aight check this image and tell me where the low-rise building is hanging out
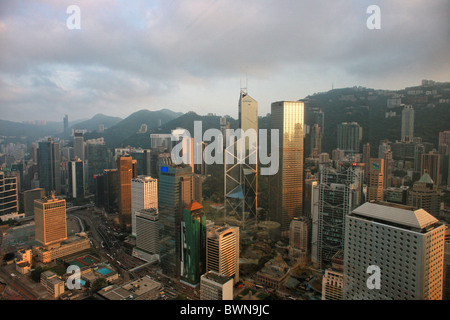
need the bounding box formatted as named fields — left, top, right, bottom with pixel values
left=322, top=251, right=344, bottom=300
left=97, top=276, right=161, bottom=300
left=41, top=271, right=65, bottom=298
left=255, top=254, right=290, bottom=290
left=15, top=248, right=32, bottom=274
left=200, top=271, right=234, bottom=300
left=34, top=234, right=90, bottom=263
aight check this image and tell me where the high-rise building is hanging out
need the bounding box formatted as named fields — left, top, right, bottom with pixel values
left=337, top=122, right=362, bottom=154
left=309, top=124, right=322, bottom=158
left=150, top=134, right=172, bottom=152
left=401, top=105, right=415, bottom=142
left=269, top=100, right=304, bottom=238
left=0, top=171, right=18, bottom=218
left=180, top=201, right=206, bottom=286
left=316, top=163, right=363, bottom=269
left=131, top=176, right=158, bottom=236
left=383, top=150, right=393, bottom=189
left=73, top=132, right=85, bottom=162
left=289, top=217, right=308, bottom=263
left=23, top=188, right=45, bottom=217
left=63, top=115, right=69, bottom=138
left=421, top=152, right=440, bottom=186
left=322, top=251, right=344, bottom=300
left=158, top=164, right=201, bottom=278
left=206, top=224, right=240, bottom=283
left=344, top=201, right=445, bottom=300
left=200, top=271, right=234, bottom=300
left=94, top=169, right=119, bottom=214
left=225, top=90, right=258, bottom=228
left=129, top=149, right=152, bottom=176
left=86, top=138, right=108, bottom=194
left=117, top=155, right=137, bottom=229
left=367, top=158, right=384, bottom=202
left=37, top=138, right=61, bottom=195
left=34, top=194, right=67, bottom=247
left=68, top=158, right=84, bottom=199
left=384, top=186, right=409, bottom=205
left=444, top=229, right=450, bottom=300
left=134, top=208, right=159, bottom=260
left=408, top=172, right=441, bottom=218
left=363, top=143, right=371, bottom=184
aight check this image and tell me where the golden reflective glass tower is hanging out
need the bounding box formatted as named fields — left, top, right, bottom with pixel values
left=224, top=89, right=258, bottom=228
left=269, top=101, right=304, bottom=238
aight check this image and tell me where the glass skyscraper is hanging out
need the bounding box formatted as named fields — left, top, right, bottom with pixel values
left=269, top=101, right=305, bottom=238
left=225, top=90, right=258, bottom=228
left=37, top=138, right=61, bottom=195
left=158, top=164, right=200, bottom=278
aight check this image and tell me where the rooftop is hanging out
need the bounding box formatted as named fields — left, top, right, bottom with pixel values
left=98, top=276, right=161, bottom=300
left=201, top=271, right=232, bottom=285
left=351, top=201, right=439, bottom=230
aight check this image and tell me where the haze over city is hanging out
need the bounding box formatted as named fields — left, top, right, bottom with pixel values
left=1, top=0, right=449, bottom=121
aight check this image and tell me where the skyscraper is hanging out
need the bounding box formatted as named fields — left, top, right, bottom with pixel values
left=344, top=201, right=445, bottom=300
left=315, top=163, right=363, bottom=269
left=180, top=201, right=206, bottom=286
left=158, top=164, right=201, bottom=278
left=337, top=122, right=362, bottom=154
left=117, top=155, right=137, bottom=229
left=362, top=142, right=371, bottom=184
left=309, top=123, right=322, bottom=158
left=0, top=171, right=18, bottom=217
left=401, top=105, right=415, bottom=142
left=367, top=158, right=384, bottom=202
left=408, top=172, right=441, bottom=218
left=206, top=224, right=240, bottom=283
left=73, top=132, right=85, bottom=162
left=68, top=158, right=84, bottom=199
left=34, top=194, right=67, bottom=247
left=23, top=188, right=45, bottom=217
left=86, top=138, right=108, bottom=194
left=63, top=115, right=69, bottom=138
left=131, top=176, right=158, bottom=236
left=224, top=90, right=258, bottom=228
left=37, top=138, right=61, bottom=195
left=134, top=208, right=159, bottom=261
left=289, top=217, right=308, bottom=262
left=95, top=169, right=119, bottom=214
left=269, top=100, right=304, bottom=238
left=421, top=152, right=440, bottom=186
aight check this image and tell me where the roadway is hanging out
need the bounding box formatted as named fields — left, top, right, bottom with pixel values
left=0, top=267, right=39, bottom=300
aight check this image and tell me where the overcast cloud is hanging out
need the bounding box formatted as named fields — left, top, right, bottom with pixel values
left=0, top=0, right=449, bottom=121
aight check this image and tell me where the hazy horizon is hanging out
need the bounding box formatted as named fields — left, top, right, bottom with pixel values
left=1, top=0, right=449, bottom=122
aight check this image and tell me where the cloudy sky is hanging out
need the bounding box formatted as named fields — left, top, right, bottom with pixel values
left=0, top=0, right=449, bottom=122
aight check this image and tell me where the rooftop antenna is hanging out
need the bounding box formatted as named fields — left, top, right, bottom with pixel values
left=240, top=69, right=248, bottom=95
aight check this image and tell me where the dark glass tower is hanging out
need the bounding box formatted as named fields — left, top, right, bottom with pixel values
left=158, top=164, right=201, bottom=278
left=37, top=138, right=61, bottom=195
